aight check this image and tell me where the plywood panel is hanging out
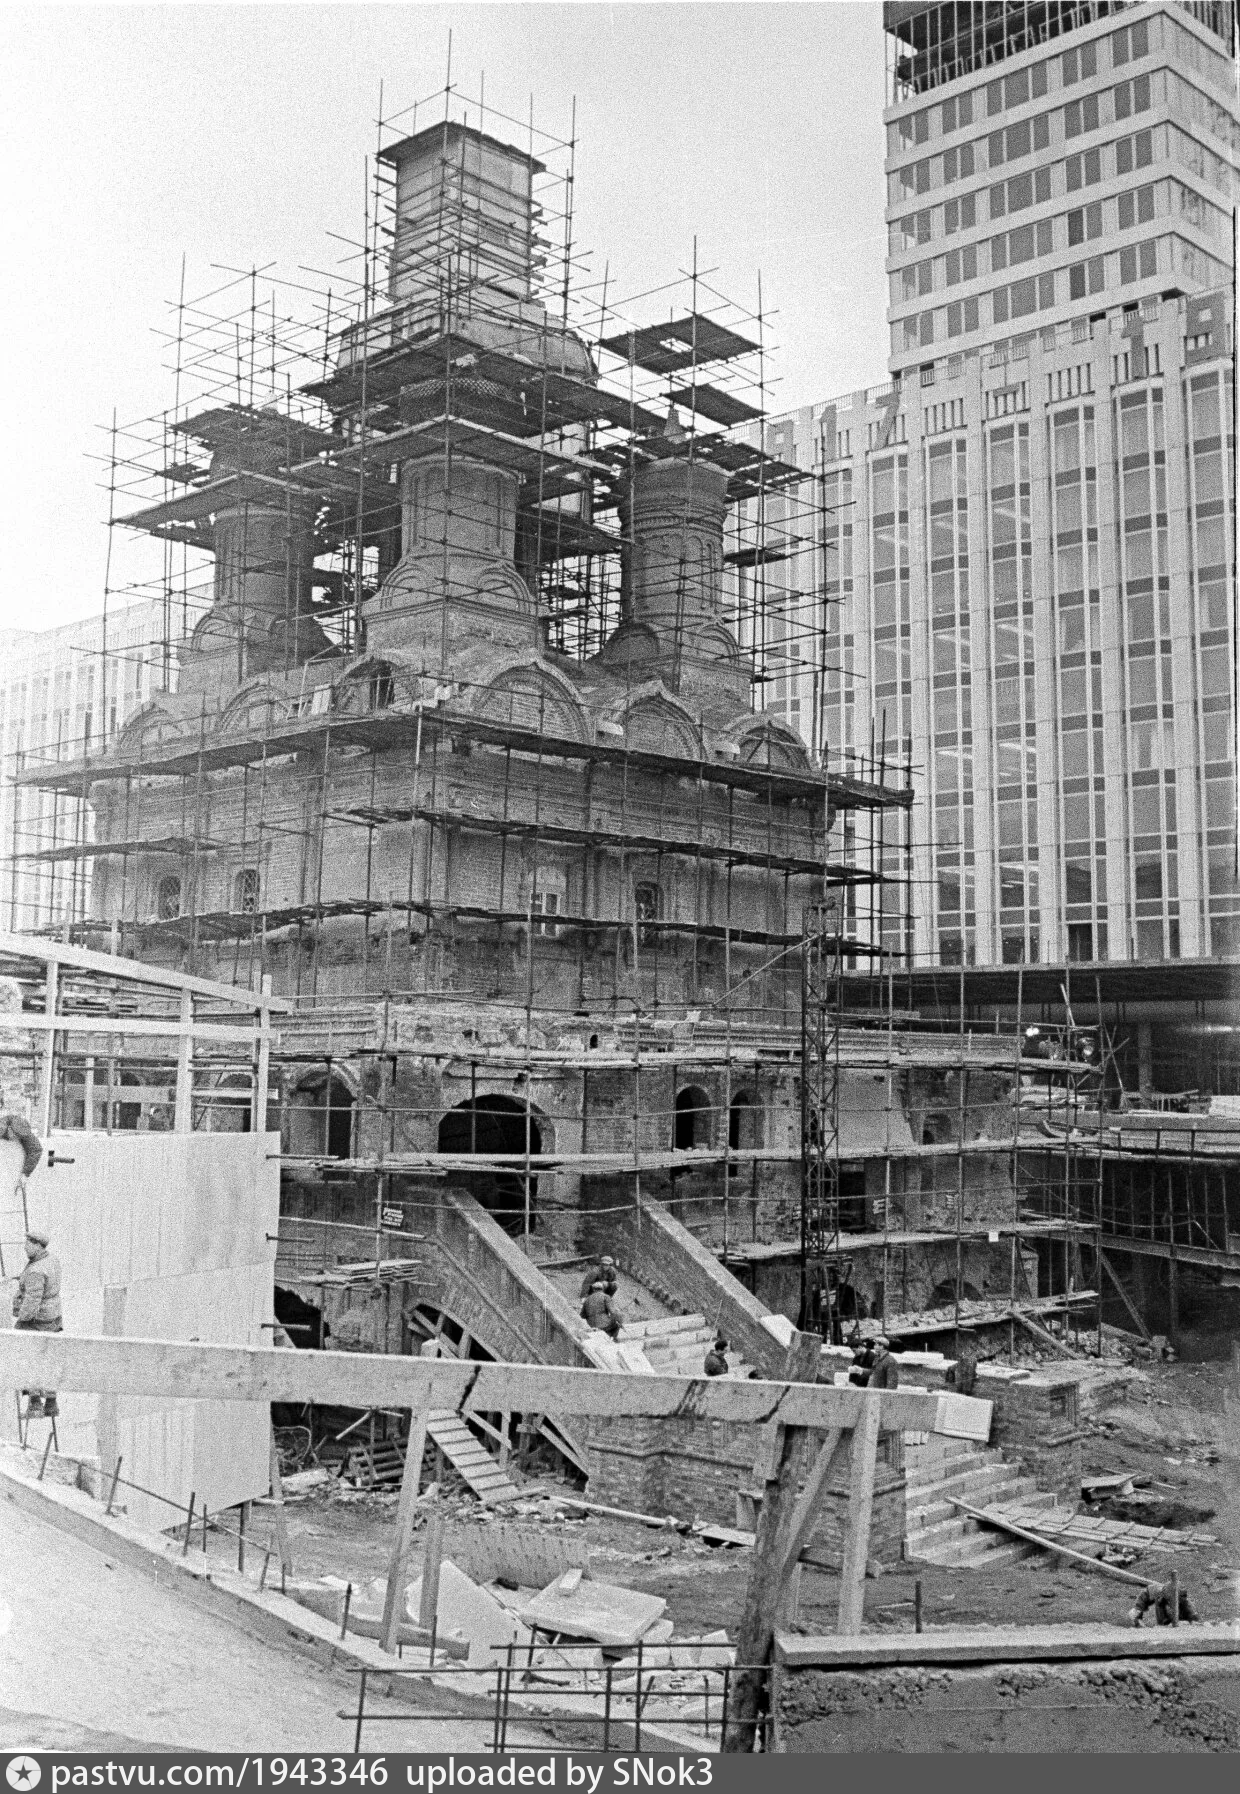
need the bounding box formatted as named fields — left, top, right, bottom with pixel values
left=2, top=1131, right=278, bottom=1533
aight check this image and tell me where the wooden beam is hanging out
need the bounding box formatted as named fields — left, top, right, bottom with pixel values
left=268, top=1433, right=294, bottom=1581
left=254, top=973, right=272, bottom=1133
left=38, top=959, right=58, bottom=1138
left=380, top=1411, right=429, bottom=1653
left=174, top=988, right=193, bottom=1135
left=0, top=929, right=294, bottom=1011
left=0, top=1334, right=991, bottom=1435
left=723, top=1421, right=804, bottom=1753
left=836, top=1397, right=882, bottom=1635
left=419, top=1504, right=446, bottom=1632
left=14, top=1015, right=276, bottom=1043
left=778, top=1428, right=847, bottom=1582
left=1098, top=1250, right=1152, bottom=1343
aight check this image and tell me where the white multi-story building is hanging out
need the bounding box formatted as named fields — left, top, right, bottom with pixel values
left=756, top=0, right=1237, bottom=967
left=0, top=600, right=178, bottom=931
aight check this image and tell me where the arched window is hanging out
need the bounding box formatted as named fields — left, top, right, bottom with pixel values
left=728, top=1092, right=763, bottom=1152
left=634, top=881, right=660, bottom=947
left=673, top=1085, right=712, bottom=1152
left=156, top=874, right=181, bottom=921
left=233, top=868, right=261, bottom=914
left=369, top=665, right=395, bottom=709
left=284, top=1073, right=356, bottom=1159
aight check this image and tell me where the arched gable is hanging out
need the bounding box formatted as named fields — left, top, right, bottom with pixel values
left=611, top=688, right=703, bottom=759
left=730, top=718, right=812, bottom=773
left=465, top=659, right=589, bottom=743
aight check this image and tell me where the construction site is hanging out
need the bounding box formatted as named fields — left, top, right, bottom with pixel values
left=2, top=70, right=1240, bottom=1756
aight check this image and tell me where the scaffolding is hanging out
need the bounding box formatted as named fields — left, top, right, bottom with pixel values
left=5, top=79, right=1234, bottom=1356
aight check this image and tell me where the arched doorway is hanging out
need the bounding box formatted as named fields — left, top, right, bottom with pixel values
left=438, top=1095, right=542, bottom=1235
left=285, top=1073, right=356, bottom=1159
left=673, top=1086, right=712, bottom=1151
left=728, top=1092, right=762, bottom=1153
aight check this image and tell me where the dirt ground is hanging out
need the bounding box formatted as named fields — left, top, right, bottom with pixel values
left=193, top=1354, right=1240, bottom=1644
left=0, top=1500, right=522, bottom=1752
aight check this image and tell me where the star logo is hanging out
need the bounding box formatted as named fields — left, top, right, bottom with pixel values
left=6, top=1761, right=41, bottom=1791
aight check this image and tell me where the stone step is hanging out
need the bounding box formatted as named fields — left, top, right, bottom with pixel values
left=913, top=1531, right=1041, bottom=1568
left=905, top=1460, right=1029, bottom=1503
left=621, top=1313, right=710, bottom=1340
left=905, top=1489, right=1059, bottom=1562
left=907, top=1480, right=1052, bottom=1532
left=904, top=1486, right=1045, bottom=1551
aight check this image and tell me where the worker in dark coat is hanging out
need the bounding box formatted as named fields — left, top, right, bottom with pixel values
left=848, top=1338, right=876, bottom=1385
left=704, top=1337, right=729, bottom=1376
left=869, top=1338, right=900, bottom=1389
left=579, top=1255, right=619, bottom=1300
left=13, top=1227, right=62, bottom=1418
left=580, top=1282, right=622, bottom=1339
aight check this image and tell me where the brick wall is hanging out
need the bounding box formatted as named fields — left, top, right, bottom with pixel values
left=978, top=1367, right=1083, bottom=1498
left=586, top=1415, right=907, bottom=1573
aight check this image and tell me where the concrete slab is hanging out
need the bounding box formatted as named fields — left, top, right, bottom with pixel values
left=405, top=1559, right=530, bottom=1666
left=520, top=1576, right=666, bottom=1646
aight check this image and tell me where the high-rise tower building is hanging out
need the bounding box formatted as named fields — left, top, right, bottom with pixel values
left=756, top=0, right=1237, bottom=967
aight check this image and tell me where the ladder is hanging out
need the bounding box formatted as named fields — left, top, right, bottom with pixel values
left=425, top=1411, right=523, bottom=1506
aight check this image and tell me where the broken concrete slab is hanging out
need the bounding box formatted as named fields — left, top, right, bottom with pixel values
left=406, top=1558, right=530, bottom=1665
left=520, top=1576, right=666, bottom=1647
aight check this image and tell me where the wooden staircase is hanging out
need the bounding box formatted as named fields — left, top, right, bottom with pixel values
left=425, top=1411, right=523, bottom=1506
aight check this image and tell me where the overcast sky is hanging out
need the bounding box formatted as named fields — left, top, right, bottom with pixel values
left=0, top=2, right=890, bottom=632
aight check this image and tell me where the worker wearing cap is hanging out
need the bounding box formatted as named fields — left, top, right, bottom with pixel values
left=580, top=1281, right=622, bottom=1339
left=13, top=1227, right=63, bottom=1418
left=704, top=1336, right=729, bottom=1376
left=579, top=1255, right=619, bottom=1300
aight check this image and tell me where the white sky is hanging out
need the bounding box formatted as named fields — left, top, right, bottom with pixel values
left=0, top=1, right=890, bottom=632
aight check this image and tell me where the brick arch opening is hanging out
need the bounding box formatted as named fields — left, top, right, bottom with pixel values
left=438, top=1095, right=544, bottom=1235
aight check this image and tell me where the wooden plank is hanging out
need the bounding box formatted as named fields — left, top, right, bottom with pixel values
left=0, top=1333, right=989, bottom=1435
left=947, top=1498, right=1151, bottom=1585
left=773, top=1621, right=1240, bottom=1669
left=380, top=1411, right=428, bottom=1653
left=837, top=1398, right=881, bottom=1636
left=0, top=929, right=294, bottom=1011
left=419, top=1505, right=446, bottom=1632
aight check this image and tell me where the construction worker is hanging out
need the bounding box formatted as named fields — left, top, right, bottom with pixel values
left=580, top=1280, right=622, bottom=1339
left=704, top=1336, right=729, bottom=1376
left=869, top=1337, right=900, bottom=1389
left=13, top=1227, right=62, bottom=1418
left=1127, top=1580, right=1200, bottom=1627
left=848, top=1337, right=877, bottom=1386
left=579, top=1255, right=619, bottom=1300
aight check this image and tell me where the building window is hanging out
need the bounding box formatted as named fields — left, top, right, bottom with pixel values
left=634, top=881, right=660, bottom=947
left=233, top=868, right=261, bottom=915
left=156, top=874, right=181, bottom=921
left=530, top=868, right=566, bottom=937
